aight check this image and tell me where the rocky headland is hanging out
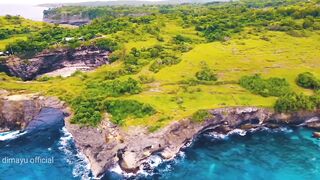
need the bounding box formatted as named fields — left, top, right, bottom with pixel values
left=0, top=92, right=319, bottom=178
left=0, top=46, right=110, bottom=80
left=43, top=11, right=91, bottom=26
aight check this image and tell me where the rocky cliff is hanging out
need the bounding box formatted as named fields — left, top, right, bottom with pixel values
left=1, top=92, right=319, bottom=178
left=65, top=107, right=320, bottom=178
left=43, top=12, right=91, bottom=26
left=0, top=91, right=65, bottom=132
left=0, top=46, right=110, bottom=80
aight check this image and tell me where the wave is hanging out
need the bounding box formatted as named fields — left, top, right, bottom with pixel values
left=0, top=130, right=26, bottom=141
left=58, top=127, right=92, bottom=180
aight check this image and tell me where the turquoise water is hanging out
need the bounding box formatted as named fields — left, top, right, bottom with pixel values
left=134, top=128, right=320, bottom=180
left=1, top=126, right=320, bottom=180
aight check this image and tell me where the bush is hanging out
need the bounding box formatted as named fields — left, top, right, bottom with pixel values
left=149, top=56, right=181, bottom=73
left=86, top=77, right=142, bottom=97
left=195, top=62, right=217, bottom=81
left=191, top=109, right=212, bottom=122
left=274, top=92, right=316, bottom=112
left=296, top=72, right=320, bottom=90
left=173, top=35, right=192, bottom=44
left=138, top=75, right=155, bottom=84
left=239, top=74, right=291, bottom=97
left=70, top=97, right=103, bottom=126
left=311, top=91, right=320, bottom=108
left=103, top=99, right=156, bottom=125
left=95, top=38, right=119, bottom=51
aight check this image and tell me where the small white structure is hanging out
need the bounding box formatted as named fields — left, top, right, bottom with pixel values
left=0, top=52, right=5, bottom=56
left=64, top=37, right=74, bottom=42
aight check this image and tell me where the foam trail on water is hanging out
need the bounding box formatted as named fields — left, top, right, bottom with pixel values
left=58, top=127, right=92, bottom=180
left=0, top=131, right=26, bottom=141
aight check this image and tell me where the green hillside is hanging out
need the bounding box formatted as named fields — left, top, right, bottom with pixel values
left=0, top=0, right=319, bottom=130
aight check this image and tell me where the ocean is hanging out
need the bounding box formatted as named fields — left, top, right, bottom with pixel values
left=0, top=108, right=320, bottom=180
left=0, top=4, right=47, bottom=21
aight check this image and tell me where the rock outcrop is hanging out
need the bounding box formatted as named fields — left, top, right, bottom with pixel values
left=65, top=107, right=320, bottom=177
left=1, top=92, right=319, bottom=178
left=0, top=46, right=110, bottom=80
left=0, top=93, right=66, bottom=132
left=43, top=11, right=91, bottom=26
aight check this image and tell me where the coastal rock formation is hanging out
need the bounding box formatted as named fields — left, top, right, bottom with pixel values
left=0, top=46, right=110, bottom=80
left=43, top=11, right=91, bottom=26
left=65, top=107, right=320, bottom=177
left=0, top=93, right=65, bottom=132
left=0, top=93, right=319, bottom=178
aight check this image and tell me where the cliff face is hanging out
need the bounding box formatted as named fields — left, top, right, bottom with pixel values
left=65, top=107, right=320, bottom=177
left=0, top=46, right=110, bottom=80
left=1, top=93, right=319, bottom=178
left=0, top=92, right=65, bottom=132
left=43, top=11, right=91, bottom=26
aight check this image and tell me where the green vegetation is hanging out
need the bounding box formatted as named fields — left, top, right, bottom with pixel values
left=104, top=100, right=156, bottom=125
left=195, top=61, right=217, bottom=81
left=0, top=0, right=320, bottom=128
left=274, top=92, right=320, bottom=112
left=191, top=110, right=213, bottom=122
left=296, top=72, right=320, bottom=90
left=239, top=75, right=291, bottom=97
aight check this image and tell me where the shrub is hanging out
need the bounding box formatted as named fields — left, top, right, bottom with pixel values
left=274, top=92, right=316, bottom=112
left=239, top=74, right=291, bottom=97
left=296, top=72, right=320, bottom=90
left=149, top=56, right=181, bottom=73
left=191, top=109, right=212, bottom=122
left=70, top=96, right=103, bottom=126
left=95, top=38, right=119, bottom=51
left=138, top=75, right=155, bottom=84
left=103, top=99, right=156, bottom=125
left=311, top=91, right=320, bottom=108
left=86, top=77, right=142, bottom=97
left=195, top=62, right=217, bottom=81
left=173, top=35, right=192, bottom=44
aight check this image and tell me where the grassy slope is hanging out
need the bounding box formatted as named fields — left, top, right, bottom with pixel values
left=0, top=18, right=319, bottom=128
left=0, top=16, right=45, bottom=50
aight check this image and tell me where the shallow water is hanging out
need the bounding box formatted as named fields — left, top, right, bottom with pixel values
left=1, top=126, right=319, bottom=180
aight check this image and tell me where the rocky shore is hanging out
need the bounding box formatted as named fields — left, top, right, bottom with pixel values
left=65, top=107, right=320, bottom=178
left=0, top=92, right=319, bottom=178
left=0, top=46, right=110, bottom=80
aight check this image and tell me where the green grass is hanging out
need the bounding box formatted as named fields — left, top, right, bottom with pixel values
left=0, top=18, right=320, bottom=129
left=0, top=35, right=28, bottom=50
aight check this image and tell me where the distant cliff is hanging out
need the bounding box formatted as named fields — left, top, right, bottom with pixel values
left=43, top=9, right=91, bottom=26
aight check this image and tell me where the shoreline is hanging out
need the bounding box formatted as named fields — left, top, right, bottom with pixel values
left=65, top=106, right=320, bottom=177
left=0, top=93, right=319, bottom=178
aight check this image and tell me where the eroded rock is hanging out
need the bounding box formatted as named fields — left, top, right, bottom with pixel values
left=0, top=46, right=110, bottom=80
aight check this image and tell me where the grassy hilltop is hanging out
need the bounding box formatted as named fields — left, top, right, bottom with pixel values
left=0, top=0, right=319, bottom=130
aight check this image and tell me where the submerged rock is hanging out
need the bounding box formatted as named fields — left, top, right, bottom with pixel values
left=312, top=132, right=320, bottom=138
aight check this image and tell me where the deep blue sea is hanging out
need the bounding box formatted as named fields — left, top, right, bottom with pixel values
left=1, top=126, right=320, bottom=180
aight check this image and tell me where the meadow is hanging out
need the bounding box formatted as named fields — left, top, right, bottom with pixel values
left=0, top=0, right=319, bottom=129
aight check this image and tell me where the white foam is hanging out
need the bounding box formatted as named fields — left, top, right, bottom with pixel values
left=0, top=130, right=26, bottom=141
left=228, top=129, right=247, bottom=136
left=58, top=127, right=92, bottom=180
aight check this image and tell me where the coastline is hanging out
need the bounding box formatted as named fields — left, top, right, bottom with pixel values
left=0, top=93, right=319, bottom=178
left=65, top=106, right=320, bottom=178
